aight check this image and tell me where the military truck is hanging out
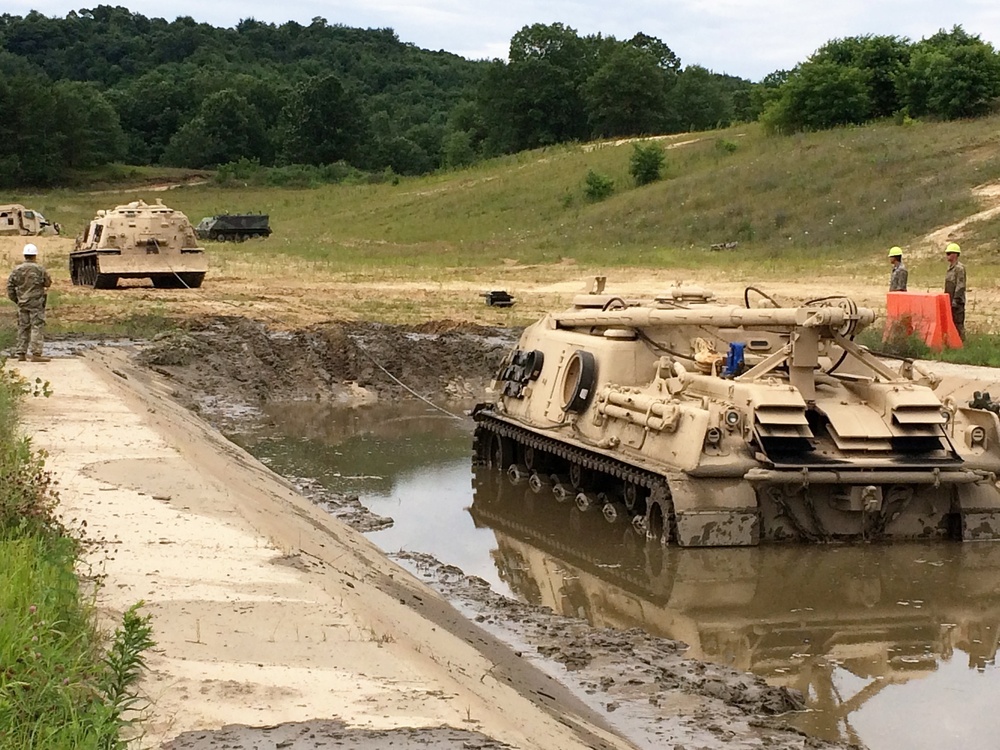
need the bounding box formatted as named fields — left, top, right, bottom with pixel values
left=0, top=204, right=57, bottom=236
left=194, top=213, right=271, bottom=242
left=473, top=280, right=1000, bottom=547
left=70, top=199, right=207, bottom=289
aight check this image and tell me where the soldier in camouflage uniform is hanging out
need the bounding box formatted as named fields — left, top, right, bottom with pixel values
left=888, top=246, right=907, bottom=291
left=944, top=242, right=966, bottom=341
left=6, top=243, right=52, bottom=362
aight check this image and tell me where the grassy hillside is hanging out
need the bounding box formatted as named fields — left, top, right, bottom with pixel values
left=5, top=116, right=1000, bottom=289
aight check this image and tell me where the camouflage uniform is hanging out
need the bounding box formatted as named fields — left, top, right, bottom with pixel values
left=889, top=262, right=907, bottom=291
left=945, top=260, right=967, bottom=340
left=6, top=259, right=52, bottom=358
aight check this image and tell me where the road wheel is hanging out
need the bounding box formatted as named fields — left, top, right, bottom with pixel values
left=487, top=432, right=515, bottom=471
left=624, top=482, right=646, bottom=514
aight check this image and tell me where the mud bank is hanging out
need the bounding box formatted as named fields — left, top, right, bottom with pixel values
left=126, top=317, right=854, bottom=749
left=395, top=553, right=833, bottom=750
left=137, top=317, right=516, bottom=427
left=138, top=317, right=512, bottom=531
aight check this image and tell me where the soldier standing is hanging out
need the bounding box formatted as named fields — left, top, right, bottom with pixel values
left=6, top=243, right=52, bottom=362
left=888, top=246, right=907, bottom=291
left=944, top=242, right=966, bottom=341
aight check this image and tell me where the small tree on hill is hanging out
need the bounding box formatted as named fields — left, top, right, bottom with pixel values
left=629, top=142, right=665, bottom=186
left=584, top=169, right=614, bottom=201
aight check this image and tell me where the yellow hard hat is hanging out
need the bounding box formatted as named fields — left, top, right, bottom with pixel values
left=888, top=246, right=902, bottom=257
left=946, top=242, right=961, bottom=255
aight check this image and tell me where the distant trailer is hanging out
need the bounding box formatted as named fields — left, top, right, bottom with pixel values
left=194, top=214, right=272, bottom=242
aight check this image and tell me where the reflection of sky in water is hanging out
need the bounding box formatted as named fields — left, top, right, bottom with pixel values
left=363, top=458, right=512, bottom=594
left=236, top=404, right=1000, bottom=750
left=846, top=655, right=1000, bottom=750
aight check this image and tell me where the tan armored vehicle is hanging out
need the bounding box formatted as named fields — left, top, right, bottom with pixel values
left=0, top=204, right=57, bottom=236
left=71, top=199, right=207, bottom=289
left=473, top=280, right=1000, bottom=546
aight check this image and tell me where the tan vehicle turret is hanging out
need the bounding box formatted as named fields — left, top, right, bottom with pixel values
left=473, top=281, right=1000, bottom=546
left=71, top=199, right=207, bottom=289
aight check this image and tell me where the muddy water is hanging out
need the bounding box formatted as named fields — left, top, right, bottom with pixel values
left=234, top=402, right=1000, bottom=750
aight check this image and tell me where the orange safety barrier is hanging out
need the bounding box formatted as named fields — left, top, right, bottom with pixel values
left=885, top=292, right=962, bottom=350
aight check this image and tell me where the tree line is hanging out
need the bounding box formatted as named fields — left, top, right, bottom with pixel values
left=759, top=27, right=1000, bottom=133
left=1, top=8, right=998, bottom=188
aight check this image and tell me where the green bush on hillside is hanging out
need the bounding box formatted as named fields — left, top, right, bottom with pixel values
left=629, top=142, right=665, bottom=186
left=584, top=169, right=615, bottom=201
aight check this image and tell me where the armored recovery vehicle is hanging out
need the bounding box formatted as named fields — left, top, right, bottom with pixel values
left=71, top=199, right=207, bottom=289
left=194, top=213, right=271, bottom=242
left=472, top=282, right=1000, bottom=547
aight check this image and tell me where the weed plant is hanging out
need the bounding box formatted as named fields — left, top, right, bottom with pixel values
left=0, top=356, right=154, bottom=749
left=856, top=320, right=932, bottom=360
left=856, top=321, right=1000, bottom=367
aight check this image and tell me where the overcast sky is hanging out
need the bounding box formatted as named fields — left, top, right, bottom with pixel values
left=8, top=1, right=1000, bottom=81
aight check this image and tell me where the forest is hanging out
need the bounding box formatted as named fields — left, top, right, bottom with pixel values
left=1, top=7, right=999, bottom=188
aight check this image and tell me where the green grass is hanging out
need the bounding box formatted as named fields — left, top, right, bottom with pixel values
left=0, top=349, right=154, bottom=749
left=940, top=333, right=1000, bottom=367
left=4, top=114, right=1000, bottom=347
left=856, top=322, right=1000, bottom=367
left=6, top=116, right=998, bottom=278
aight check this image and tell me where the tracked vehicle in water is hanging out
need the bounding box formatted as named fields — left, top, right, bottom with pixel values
left=71, top=199, right=207, bottom=289
left=472, top=281, right=1000, bottom=546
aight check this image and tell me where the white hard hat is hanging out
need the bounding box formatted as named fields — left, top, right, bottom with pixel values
left=23, top=243, right=38, bottom=256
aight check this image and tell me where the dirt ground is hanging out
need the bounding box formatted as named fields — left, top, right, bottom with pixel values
left=13, top=230, right=1000, bottom=749
left=3, top=233, right=998, bottom=336
left=9, top=326, right=857, bottom=750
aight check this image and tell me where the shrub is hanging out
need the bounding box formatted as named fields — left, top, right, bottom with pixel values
left=214, top=160, right=370, bottom=188
left=629, top=142, right=666, bottom=186
left=584, top=169, right=615, bottom=201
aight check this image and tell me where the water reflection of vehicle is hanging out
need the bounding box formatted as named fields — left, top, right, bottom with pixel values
left=470, top=464, right=1000, bottom=744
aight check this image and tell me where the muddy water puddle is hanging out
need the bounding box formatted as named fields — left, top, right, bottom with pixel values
left=233, top=402, right=1000, bottom=750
